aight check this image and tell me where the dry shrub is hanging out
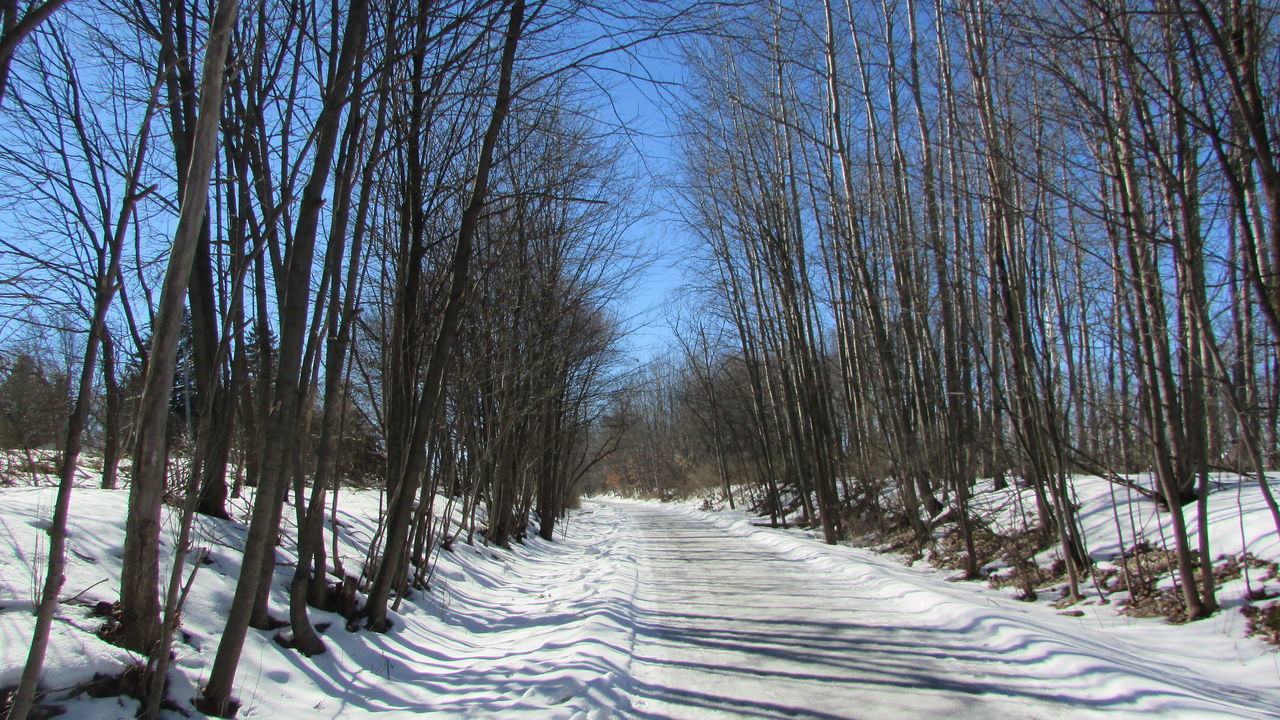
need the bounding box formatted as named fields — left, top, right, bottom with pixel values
left=1242, top=601, right=1280, bottom=645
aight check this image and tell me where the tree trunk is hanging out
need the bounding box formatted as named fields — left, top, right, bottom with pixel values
left=118, top=0, right=238, bottom=655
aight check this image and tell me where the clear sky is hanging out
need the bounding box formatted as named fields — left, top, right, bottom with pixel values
left=593, top=36, right=691, bottom=367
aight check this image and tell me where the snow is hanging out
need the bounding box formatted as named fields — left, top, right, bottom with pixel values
left=959, top=472, right=1280, bottom=632
left=967, top=472, right=1280, bottom=568
left=1, top=468, right=1279, bottom=719
left=637, top=499, right=1280, bottom=718
left=0, top=481, right=643, bottom=719
left=0, top=486, right=139, bottom=695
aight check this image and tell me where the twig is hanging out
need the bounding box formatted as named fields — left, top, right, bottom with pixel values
left=59, top=578, right=108, bottom=605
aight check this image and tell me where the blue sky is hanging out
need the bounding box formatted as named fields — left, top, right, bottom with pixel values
left=592, top=36, right=691, bottom=366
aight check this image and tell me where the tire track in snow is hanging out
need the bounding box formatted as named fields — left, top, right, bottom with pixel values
left=606, top=500, right=1280, bottom=720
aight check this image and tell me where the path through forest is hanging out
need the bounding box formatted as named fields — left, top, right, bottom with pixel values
left=596, top=500, right=1280, bottom=719
left=5, top=487, right=1280, bottom=719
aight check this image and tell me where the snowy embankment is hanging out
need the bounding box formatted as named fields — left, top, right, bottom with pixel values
left=0, top=476, right=641, bottom=719
left=714, top=472, right=1280, bottom=630
left=971, top=473, right=1280, bottom=598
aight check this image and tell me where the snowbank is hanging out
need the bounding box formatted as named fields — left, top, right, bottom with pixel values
left=0, top=479, right=641, bottom=718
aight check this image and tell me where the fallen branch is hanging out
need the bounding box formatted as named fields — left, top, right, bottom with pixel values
left=1063, top=448, right=1160, bottom=503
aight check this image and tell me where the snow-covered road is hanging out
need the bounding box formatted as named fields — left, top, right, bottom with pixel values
left=5, top=486, right=1280, bottom=719
left=593, top=500, right=1280, bottom=720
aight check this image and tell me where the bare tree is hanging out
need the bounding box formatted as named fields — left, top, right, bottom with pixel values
left=0, top=16, right=161, bottom=716
left=0, top=0, right=71, bottom=104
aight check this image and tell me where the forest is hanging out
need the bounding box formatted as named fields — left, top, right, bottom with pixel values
left=0, top=0, right=1278, bottom=718
left=605, top=0, right=1280, bottom=625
